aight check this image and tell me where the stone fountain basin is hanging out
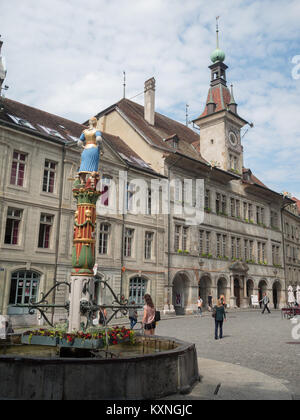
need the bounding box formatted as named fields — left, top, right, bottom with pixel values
left=0, top=334, right=199, bottom=400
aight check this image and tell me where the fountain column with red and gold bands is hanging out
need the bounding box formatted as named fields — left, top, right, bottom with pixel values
left=68, top=173, right=101, bottom=332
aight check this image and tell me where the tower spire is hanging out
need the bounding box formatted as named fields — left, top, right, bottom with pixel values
left=228, top=84, right=238, bottom=114
left=216, top=16, right=220, bottom=49
left=0, top=36, right=7, bottom=93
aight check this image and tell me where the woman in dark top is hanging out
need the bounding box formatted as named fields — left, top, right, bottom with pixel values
left=214, top=299, right=226, bottom=340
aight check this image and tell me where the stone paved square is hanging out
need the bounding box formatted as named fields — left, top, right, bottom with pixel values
left=156, top=310, right=300, bottom=400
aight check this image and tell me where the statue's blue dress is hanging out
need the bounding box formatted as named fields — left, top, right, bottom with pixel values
left=78, top=130, right=101, bottom=173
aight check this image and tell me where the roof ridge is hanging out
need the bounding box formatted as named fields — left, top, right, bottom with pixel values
left=4, top=97, right=85, bottom=128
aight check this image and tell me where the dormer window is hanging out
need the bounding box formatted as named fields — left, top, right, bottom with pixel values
left=38, top=125, right=65, bottom=140
left=8, top=114, right=36, bottom=130
left=164, top=134, right=179, bottom=149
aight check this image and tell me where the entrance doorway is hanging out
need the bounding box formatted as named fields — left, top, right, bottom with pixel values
left=217, top=278, right=227, bottom=300
left=258, top=280, right=267, bottom=308
left=199, top=276, right=212, bottom=308
left=234, top=278, right=241, bottom=308
left=247, top=279, right=254, bottom=305
left=272, top=281, right=281, bottom=309
left=173, top=273, right=189, bottom=315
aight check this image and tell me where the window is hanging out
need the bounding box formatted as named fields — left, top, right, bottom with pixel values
left=244, top=239, right=249, bottom=261
left=175, top=225, right=189, bottom=252
left=4, top=208, right=22, bottom=245
left=205, top=189, right=210, bottom=210
left=231, top=237, right=236, bottom=260
left=216, top=193, right=221, bottom=214
left=230, top=198, right=235, bottom=217
left=9, top=271, right=40, bottom=306
left=99, top=223, right=110, bottom=254
left=222, top=235, right=227, bottom=258
left=124, top=228, right=134, bottom=257
left=217, top=234, right=221, bottom=257
left=101, top=176, right=112, bottom=206
left=126, top=182, right=135, bottom=211
left=248, top=204, right=253, bottom=221
left=38, top=214, right=53, bottom=249
left=129, top=277, right=147, bottom=305
left=243, top=202, right=248, bottom=220
left=145, top=232, right=154, bottom=259
left=175, top=225, right=181, bottom=252
left=10, top=151, right=26, bottom=187
left=182, top=227, right=189, bottom=251
left=199, top=230, right=211, bottom=256
left=257, top=242, right=262, bottom=263
left=271, top=211, right=278, bottom=228
left=43, top=160, right=56, bottom=193
left=146, top=188, right=152, bottom=215
left=221, top=195, right=227, bottom=214
left=236, top=200, right=240, bottom=218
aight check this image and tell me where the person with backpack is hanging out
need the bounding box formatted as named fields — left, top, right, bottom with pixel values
left=128, top=301, right=138, bottom=329
left=260, top=293, right=271, bottom=314
left=213, top=299, right=226, bottom=340
left=142, top=294, right=156, bottom=336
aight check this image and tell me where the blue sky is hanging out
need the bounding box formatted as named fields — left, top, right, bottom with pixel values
left=1, top=0, right=300, bottom=197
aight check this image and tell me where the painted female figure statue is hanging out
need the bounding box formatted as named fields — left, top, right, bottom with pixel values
left=77, top=117, right=102, bottom=183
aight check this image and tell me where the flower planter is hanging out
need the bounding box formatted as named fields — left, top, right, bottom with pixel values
left=21, top=335, right=58, bottom=347
left=59, top=338, right=104, bottom=349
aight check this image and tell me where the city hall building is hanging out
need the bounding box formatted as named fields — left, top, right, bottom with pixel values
left=0, top=38, right=299, bottom=326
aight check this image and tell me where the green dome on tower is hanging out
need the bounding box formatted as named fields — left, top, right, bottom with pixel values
left=210, top=48, right=225, bottom=63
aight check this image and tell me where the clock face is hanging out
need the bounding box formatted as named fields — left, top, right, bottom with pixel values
left=229, top=131, right=238, bottom=147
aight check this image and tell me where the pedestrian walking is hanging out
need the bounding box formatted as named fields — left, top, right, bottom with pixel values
left=260, top=293, right=271, bottom=314
left=142, top=294, right=156, bottom=336
left=213, top=299, right=226, bottom=340
left=197, top=296, right=203, bottom=316
left=128, top=301, right=138, bottom=329
left=99, top=306, right=107, bottom=326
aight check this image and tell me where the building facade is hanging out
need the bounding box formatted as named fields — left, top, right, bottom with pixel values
left=0, top=39, right=300, bottom=327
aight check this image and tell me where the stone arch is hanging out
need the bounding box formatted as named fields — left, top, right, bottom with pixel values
left=258, top=279, right=268, bottom=307
left=199, top=274, right=212, bottom=308
left=272, top=280, right=282, bottom=309
left=247, top=278, right=255, bottom=298
left=233, top=276, right=243, bottom=308
left=217, top=277, right=228, bottom=299
left=172, top=271, right=191, bottom=315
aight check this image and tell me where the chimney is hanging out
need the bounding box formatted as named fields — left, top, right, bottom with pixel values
left=0, top=39, right=7, bottom=92
left=144, top=77, right=155, bottom=125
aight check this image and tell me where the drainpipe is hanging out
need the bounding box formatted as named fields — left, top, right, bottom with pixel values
left=51, top=143, right=66, bottom=324
left=120, top=168, right=129, bottom=298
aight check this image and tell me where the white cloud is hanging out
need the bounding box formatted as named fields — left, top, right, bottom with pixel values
left=1, top=0, right=300, bottom=196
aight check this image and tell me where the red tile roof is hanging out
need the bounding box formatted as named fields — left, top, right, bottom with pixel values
left=200, top=85, right=232, bottom=118
left=1, top=97, right=84, bottom=141
left=0, top=97, right=158, bottom=174
left=292, top=197, right=300, bottom=214
left=97, top=98, right=208, bottom=165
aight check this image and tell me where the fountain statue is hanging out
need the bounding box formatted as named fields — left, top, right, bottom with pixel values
left=68, top=117, right=102, bottom=332
left=0, top=117, right=199, bottom=400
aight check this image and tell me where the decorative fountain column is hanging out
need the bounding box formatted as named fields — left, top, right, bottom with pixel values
left=68, top=117, right=102, bottom=332
left=68, top=173, right=100, bottom=332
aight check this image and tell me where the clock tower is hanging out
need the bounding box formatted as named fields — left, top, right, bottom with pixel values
left=193, top=23, right=249, bottom=174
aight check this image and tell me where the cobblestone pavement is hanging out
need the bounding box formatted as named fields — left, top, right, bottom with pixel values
left=156, top=310, right=300, bottom=399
